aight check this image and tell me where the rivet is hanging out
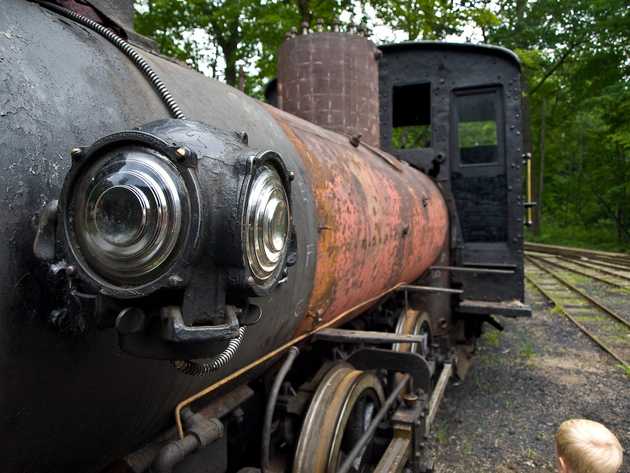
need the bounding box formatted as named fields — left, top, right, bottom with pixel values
left=349, top=134, right=362, bottom=147
left=175, top=147, right=188, bottom=161
left=70, top=148, right=83, bottom=161
left=168, top=275, right=184, bottom=287
left=288, top=171, right=296, bottom=181
left=66, top=265, right=77, bottom=277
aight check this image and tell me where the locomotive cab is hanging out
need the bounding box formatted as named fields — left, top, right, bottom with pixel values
left=379, top=42, right=531, bottom=318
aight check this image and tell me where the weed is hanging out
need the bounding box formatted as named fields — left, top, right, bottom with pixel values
left=482, top=329, right=502, bottom=348
left=462, top=439, right=473, bottom=455
left=435, top=423, right=448, bottom=445
left=520, top=341, right=536, bottom=360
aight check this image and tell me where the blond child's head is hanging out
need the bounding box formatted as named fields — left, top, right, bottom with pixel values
left=556, top=419, right=623, bottom=473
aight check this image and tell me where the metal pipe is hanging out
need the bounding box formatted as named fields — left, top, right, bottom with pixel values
left=152, top=435, right=200, bottom=473
left=152, top=414, right=223, bottom=473
left=430, top=265, right=514, bottom=275
left=526, top=152, right=533, bottom=225
left=261, top=346, right=300, bottom=473
left=398, top=284, right=463, bottom=295
left=337, top=374, right=410, bottom=473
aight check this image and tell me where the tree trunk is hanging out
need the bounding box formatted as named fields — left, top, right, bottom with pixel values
left=296, top=0, right=311, bottom=28
left=617, top=144, right=628, bottom=243
left=534, top=97, right=546, bottom=234
left=223, top=46, right=237, bottom=86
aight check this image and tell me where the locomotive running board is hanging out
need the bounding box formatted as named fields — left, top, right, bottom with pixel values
left=374, top=362, right=453, bottom=473
left=314, top=327, right=427, bottom=344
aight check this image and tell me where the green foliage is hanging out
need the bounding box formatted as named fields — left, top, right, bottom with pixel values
left=526, top=223, right=629, bottom=253
left=135, top=0, right=352, bottom=93
left=392, top=125, right=431, bottom=149
left=366, top=0, right=464, bottom=41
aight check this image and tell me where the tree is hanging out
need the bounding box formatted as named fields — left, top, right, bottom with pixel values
left=135, top=0, right=353, bottom=93
left=136, top=0, right=260, bottom=86
left=367, top=0, right=465, bottom=40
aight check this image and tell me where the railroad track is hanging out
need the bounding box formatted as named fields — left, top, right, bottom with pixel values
left=524, top=255, right=630, bottom=370
left=524, top=242, right=630, bottom=268
left=526, top=252, right=630, bottom=289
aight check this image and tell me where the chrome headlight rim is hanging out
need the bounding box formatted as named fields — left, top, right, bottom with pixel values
left=240, top=151, right=292, bottom=292
left=59, top=131, right=201, bottom=297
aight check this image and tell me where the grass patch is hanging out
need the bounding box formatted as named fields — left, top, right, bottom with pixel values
left=572, top=315, right=606, bottom=322
left=482, top=329, right=502, bottom=348
left=435, top=422, right=448, bottom=445
left=560, top=273, right=590, bottom=285
left=551, top=305, right=565, bottom=316
left=520, top=341, right=536, bottom=360
left=526, top=223, right=630, bottom=253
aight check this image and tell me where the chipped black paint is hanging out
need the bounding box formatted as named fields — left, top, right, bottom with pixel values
left=0, top=2, right=316, bottom=471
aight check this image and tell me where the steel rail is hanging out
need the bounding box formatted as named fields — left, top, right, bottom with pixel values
left=568, top=257, right=630, bottom=272
left=525, top=257, right=630, bottom=330
left=555, top=255, right=630, bottom=283
left=525, top=259, right=629, bottom=368
left=525, top=253, right=627, bottom=289
left=524, top=242, right=630, bottom=266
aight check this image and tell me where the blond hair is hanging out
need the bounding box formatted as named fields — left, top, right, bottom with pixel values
left=556, top=419, right=623, bottom=473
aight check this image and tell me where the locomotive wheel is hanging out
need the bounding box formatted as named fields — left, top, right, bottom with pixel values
left=293, top=363, right=385, bottom=473
left=392, top=308, right=431, bottom=357
left=393, top=308, right=432, bottom=393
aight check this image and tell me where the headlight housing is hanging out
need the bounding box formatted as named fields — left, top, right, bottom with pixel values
left=70, top=146, right=189, bottom=285
left=58, top=130, right=200, bottom=297
left=56, top=121, right=294, bottom=301
left=243, top=163, right=290, bottom=288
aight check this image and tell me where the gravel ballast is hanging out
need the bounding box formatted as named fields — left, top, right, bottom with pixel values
left=431, top=282, right=629, bottom=472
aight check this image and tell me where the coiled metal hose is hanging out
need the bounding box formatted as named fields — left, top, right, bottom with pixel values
left=37, top=1, right=187, bottom=120
left=171, top=327, right=247, bottom=376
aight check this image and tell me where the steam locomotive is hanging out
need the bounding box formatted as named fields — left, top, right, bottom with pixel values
left=0, top=1, right=531, bottom=472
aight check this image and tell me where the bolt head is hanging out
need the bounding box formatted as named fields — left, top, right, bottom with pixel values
left=168, top=275, right=184, bottom=287
left=66, top=265, right=77, bottom=277
left=175, top=147, right=188, bottom=161
left=70, top=148, right=82, bottom=160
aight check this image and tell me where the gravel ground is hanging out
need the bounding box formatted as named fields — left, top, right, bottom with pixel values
left=431, top=280, right=629, bottom=473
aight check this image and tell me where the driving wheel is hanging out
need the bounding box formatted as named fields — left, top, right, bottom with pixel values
left=293, top=363, right=385, bottom=473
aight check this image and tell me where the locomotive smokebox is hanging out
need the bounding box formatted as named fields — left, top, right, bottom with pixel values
left=277, top=32, right=381, bottom=147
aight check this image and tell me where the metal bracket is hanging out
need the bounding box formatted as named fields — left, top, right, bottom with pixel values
left=115, top=305, right=241, bottom=360
left=160, top=305, right=240, bottom=343
left=347, top=348, right=433, bottom=393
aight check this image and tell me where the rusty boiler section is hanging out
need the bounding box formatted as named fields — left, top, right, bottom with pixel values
left=277, top=32, right=381, bottom=147
left=266, top=106, right=449, bottom=335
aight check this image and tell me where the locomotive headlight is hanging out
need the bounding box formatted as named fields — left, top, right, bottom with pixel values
left=243, top=164, right=290, bottom=287
left=66, top=146, right=190, bottom=287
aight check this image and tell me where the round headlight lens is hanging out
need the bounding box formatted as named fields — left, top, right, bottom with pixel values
left=68, top=146, right=189, bottom=286
left=245, top=165, right=290, bottom=285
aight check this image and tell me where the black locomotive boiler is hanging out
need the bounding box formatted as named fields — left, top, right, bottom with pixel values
left=0, top=2, right=531, bottom=472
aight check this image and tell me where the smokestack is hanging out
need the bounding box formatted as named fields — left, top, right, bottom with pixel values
left=277, top=31, right=381, bottom=147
